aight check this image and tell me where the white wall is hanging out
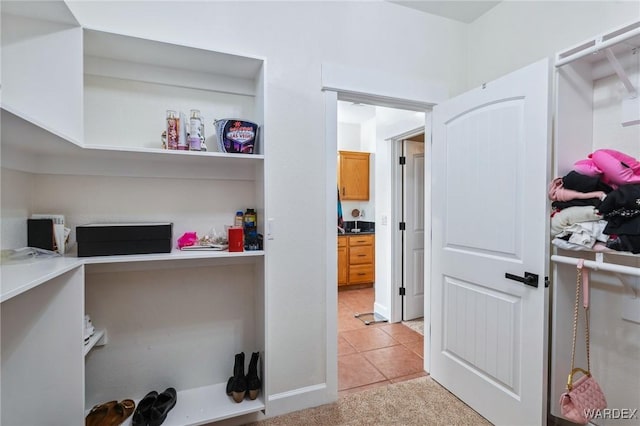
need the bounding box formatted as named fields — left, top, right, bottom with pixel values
left=1, top=168, right=33, bottom=249
left=337, top=120, right=375, bottom=222
left=337, top=121, right=376, bottom=221
left=466, top=1, right=639, bottom=93
left=65, top=0, right=467, bottom=413
left=337, top=123, right=360, bottom=151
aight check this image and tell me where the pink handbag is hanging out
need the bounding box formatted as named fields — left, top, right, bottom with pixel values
left=559, top=260, right=607, bottom=424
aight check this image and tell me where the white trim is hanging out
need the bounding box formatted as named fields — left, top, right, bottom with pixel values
left=266, top=383, right=330, bottom=418
left=385, top=126, right=426, bottom=142
left=323, top=65, right=444, bottom=397
left=324, top=90, right=339, bottom=405
left=391, top=139, right=404, bottom=323
left=423, top=111, right=433, bottom=373
left=321, top=63, right=447, bottom=107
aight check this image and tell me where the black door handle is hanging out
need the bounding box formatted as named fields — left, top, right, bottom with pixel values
left=505, top=272, right=539, bottom=288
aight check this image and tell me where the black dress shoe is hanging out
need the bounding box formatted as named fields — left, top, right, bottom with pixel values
left=246, top=352, right=261, bottom=400
left=132, top=391, right=158, bottom=426
left=148, top=387, right=177, bottom=426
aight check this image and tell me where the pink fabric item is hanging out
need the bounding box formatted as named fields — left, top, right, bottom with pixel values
left=574, top=158, right=602, bottom=177
left=548, top=178, right=604, bottom=202
left=177, top=231, right=198, bottom=249
left=574, top=149, right=640, bottom=187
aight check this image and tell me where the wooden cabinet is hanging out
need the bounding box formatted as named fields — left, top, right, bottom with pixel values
left=338, top=234, right=375, bottom=287
left=338, top=151, right=370, bottom=200
left=337, top=237, right=348, bottom=285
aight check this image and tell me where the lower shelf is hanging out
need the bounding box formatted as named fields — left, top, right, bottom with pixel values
left=83, top=329, right=107, bottom=357
left=120, top=382, right=265, bottom=426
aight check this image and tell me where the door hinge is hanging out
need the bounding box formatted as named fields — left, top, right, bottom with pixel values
left=399, top=222, right=406, bottom=231
left=399, top=156, right=406, bottom=165
left=399, top=287, right=406, bottom=296
left=545, top=276, right=550, bottom=288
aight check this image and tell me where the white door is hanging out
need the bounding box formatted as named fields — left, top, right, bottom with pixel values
left=404, top=140, right=425, bottom=320
left=430, top=59, right=550, bottom=425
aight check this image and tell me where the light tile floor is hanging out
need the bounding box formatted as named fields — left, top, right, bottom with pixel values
left=338, top=286, right=427, bottom=396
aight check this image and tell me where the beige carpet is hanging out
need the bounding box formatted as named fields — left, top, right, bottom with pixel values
left=402, top=318, right=424, bottom=335
left=247, top=376, right=492, bottom=425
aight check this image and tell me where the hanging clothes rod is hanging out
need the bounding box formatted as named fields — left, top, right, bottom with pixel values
left=551, top=254, right=639, bottom=298
left=551, top=254, right=640, bottom=276
left=555, top=21, right=640, bottom=67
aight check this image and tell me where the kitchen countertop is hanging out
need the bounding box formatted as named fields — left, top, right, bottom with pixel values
left=338, top=231, right=375, bottom=236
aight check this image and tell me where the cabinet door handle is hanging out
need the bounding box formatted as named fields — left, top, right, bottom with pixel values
left=342, top=187, right=345, bottom=195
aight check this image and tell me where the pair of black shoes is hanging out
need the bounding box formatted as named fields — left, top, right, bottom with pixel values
left=226, top=352, right=261, bottom=403
left=132, top=387, right=177, bottom=426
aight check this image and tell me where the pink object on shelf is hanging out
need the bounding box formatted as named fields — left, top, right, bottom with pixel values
left=177, top=232, right=198, bottom=249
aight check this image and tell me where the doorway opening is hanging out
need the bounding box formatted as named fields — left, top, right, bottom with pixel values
left=391, top=130, right=426, bottom=326
left=335, top=99, right=429, bottom=394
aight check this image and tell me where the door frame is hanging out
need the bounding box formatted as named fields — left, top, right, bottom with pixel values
left=322, top=63, right=446, bottom=397
left=389, top=127, right=427, bottom=324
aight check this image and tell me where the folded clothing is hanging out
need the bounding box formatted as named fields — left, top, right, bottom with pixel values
left=550, top=206, right=602, bottom=237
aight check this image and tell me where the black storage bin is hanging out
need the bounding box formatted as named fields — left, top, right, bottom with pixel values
left=76, top=223, right=173, bottom=257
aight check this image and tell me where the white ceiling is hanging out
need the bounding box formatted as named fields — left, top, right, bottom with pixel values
left=338, top=101, right=424, bottom=126
left=338, top=101, right=377, bottom=125
left=388, top=1, right=501, bottom=23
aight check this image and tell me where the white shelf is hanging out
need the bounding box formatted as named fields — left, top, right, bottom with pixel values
left=119, top=383, right=265, bottom=426
left=1, top=250, right=264, bottom=303
left=0, top=256, right=83, bottom=303
left=80, top=249, right=264, bottom=264
left=1, top=108, right=263, bottom=180
left=83, top=329, right=106, bottom=357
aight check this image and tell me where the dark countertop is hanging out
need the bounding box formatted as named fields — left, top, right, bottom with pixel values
left=338, top=231, right=375, bottom=236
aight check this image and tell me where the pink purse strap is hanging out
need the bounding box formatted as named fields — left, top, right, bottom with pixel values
left=579, top=260, right=589, bottom=308
left=572, top=259, right=591, bottom=378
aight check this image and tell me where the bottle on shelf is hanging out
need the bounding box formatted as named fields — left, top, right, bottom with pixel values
left=234, top=211, right=244, bottom=228
left=243, top=208, right=258, bottom=250
left=166, top=110, right=179, bottom=150
left=189, top=109, right=204, bottom=151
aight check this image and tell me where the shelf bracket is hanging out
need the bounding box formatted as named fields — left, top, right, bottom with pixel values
left=614, top=273, right=639, bottom=299
left=604, top=48, right=638, bottom=99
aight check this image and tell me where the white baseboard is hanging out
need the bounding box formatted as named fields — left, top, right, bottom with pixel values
left=266, top=383, right=334, bottom=418
left=374, top=301, right=390, bottom=321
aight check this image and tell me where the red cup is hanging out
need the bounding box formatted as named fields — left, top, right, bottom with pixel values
left=228, top=227, right=244, bottom=252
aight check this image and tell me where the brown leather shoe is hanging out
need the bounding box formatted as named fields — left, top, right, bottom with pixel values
left=104, top=400, right=135, bottom=426
left=86, top=399, right=135, bottom=426
left=86, top=401, right=117, bottom=426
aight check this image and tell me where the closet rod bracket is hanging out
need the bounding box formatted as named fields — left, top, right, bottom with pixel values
left=604, top=48, right=638, bottom=99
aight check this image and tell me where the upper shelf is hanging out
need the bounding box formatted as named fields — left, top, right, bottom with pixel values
left=1, top=14, right=266, bottom=178
left=1, top=108, right=263, bottom=180
left=1, top=0, right=79, bottom=26
left=83, top=28, right=263, bottom=96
